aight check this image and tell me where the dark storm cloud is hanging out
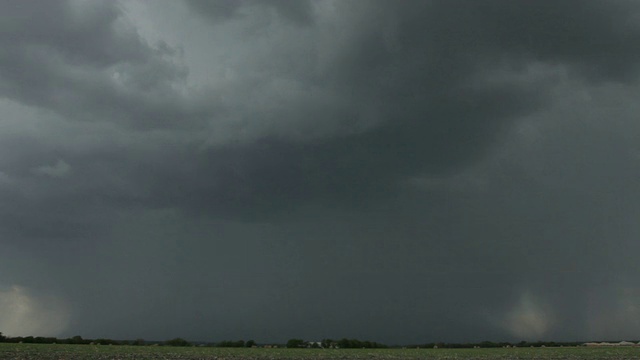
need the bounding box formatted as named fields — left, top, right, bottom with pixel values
left=186, top=0, right=315, bottom=25
left=3, top=1, right=640, bottom=219
left=165, top=0, right=640, bottom=218
left=2, top=0, right=640, bottom=344
left=0, top=0, right=202, bottom=129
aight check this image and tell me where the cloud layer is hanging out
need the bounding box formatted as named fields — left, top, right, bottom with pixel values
left=1, top=0, right=640, bottom=343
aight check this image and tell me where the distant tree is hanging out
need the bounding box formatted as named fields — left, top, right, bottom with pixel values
left=338, top=338, right=360, bottom=348
left=335, top=338, right=386, bottom=349
left=34, top=337, right=51, bottom=344
left=23, top=336, right=35, bottom=343
left=165, top=338, right=191, bottom=347
left=216, top=340, right=245, bottom=348
left=0, top=332, right=5, bottom=342
left=246, top=340, right=256, bottom=347
left=132, top=338, right=146, bottom=346
left=95, top=338, right=119, bottom=345
left=479, top=341, right=498, bottom=348
left=70, top=336, right=85, bottom=345
left=286, top=339, right=305, bottom=348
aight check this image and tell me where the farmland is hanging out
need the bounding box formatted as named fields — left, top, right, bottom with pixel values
left=2, top=343, right=640, bottom=360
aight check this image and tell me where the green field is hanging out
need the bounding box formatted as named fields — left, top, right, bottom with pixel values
left=2, top=343, right=640, bottom=359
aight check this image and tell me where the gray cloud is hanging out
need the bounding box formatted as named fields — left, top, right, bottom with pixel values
left=186, top=0, right=315, bottom=25
left=1, top=0, right=640, bottom=345
left=153, top=0, right=640, bottom=219
left=32, top=159, right=71, bottom=178
left=0, top=0, right=199, bottom=129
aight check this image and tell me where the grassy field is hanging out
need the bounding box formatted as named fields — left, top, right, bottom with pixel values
left=2, top=343, right=640, bottom=359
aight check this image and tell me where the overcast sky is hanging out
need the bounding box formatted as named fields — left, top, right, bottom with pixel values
left=1, top=0, right=640, bottom=344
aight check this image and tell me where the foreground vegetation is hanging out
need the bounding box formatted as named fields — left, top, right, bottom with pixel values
left=2, top=343, right=640, bottom=360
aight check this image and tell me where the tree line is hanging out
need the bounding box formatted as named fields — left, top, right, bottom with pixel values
left=408, top=340, right=589, bottom=348
left=0, top=333, right=262, bottom=348
left=286, top=338, right=387, bottom=349
left=0, top=333, right=384, bottom=348
left=0, top=334, right=146, bottom=346
left=0, top=332, right=596, bottom=348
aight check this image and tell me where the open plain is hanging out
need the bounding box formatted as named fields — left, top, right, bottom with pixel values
left=2, top=344, right=640, bottom=360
